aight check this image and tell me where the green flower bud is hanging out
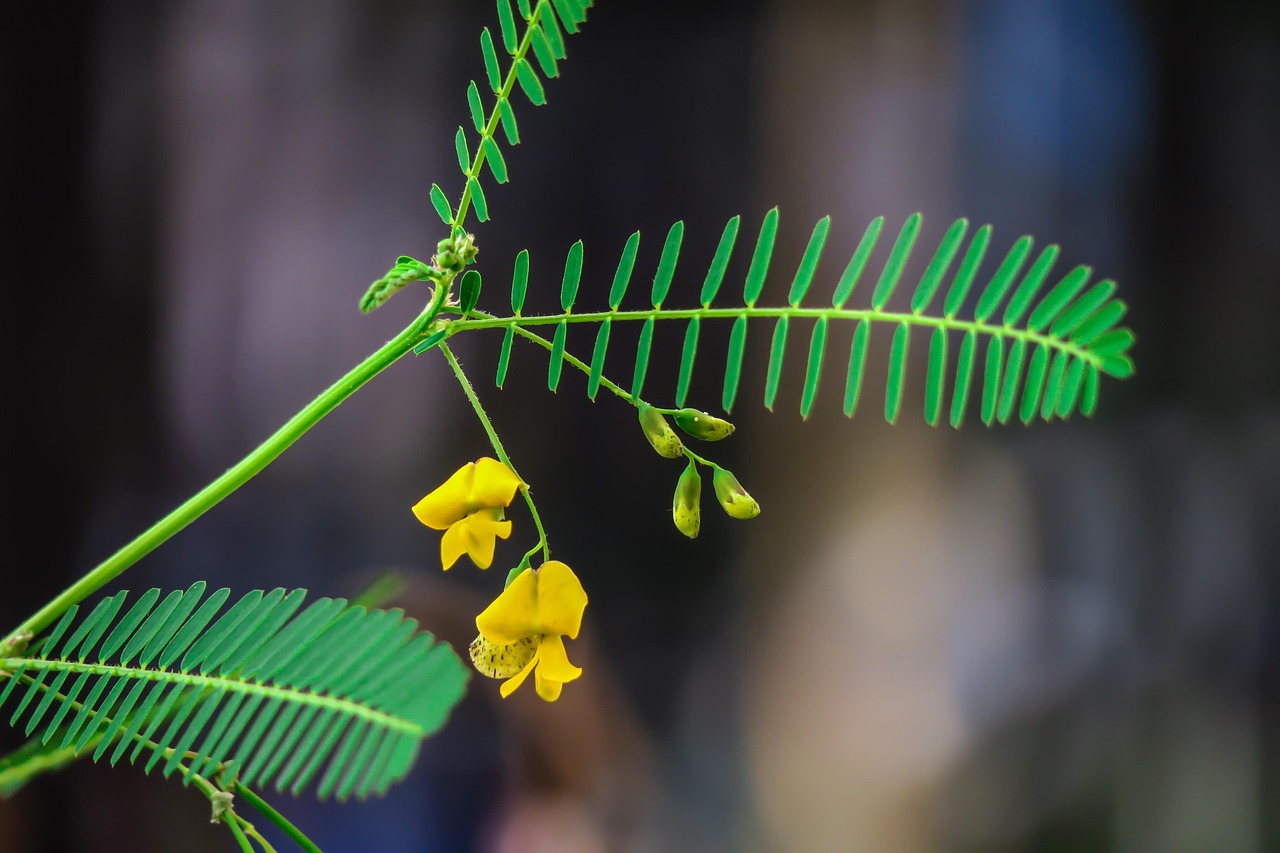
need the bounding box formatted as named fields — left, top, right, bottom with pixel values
left=673, top=461, right=702, bottom=539
left=638, top=405, right=684, bottom=458
left=672, top=408, right=735, bottom=441
left=712, top=466, right=761, bottom=519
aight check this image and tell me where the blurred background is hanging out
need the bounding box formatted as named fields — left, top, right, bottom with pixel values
left=4, top=0, right=1279, bottom=850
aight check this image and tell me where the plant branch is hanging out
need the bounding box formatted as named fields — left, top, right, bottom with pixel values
left=5, top=301, right=443, bottom=649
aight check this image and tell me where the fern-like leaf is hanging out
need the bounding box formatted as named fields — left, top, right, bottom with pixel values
left=427, top=210, right=1135, bottom=426
left=445, top=0, right=593, bottom=230
left=0, top=585, right=467, bottom=801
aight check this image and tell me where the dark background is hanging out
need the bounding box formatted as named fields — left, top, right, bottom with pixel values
left=4, top=1, right=1279, bottom=851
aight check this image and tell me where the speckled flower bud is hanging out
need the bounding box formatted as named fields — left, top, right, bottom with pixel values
left=712, top=466, right=761, bottom=519
left=638, top=405, right=684, bottom=458
left=672, top=408, right=735, bottom=441
left=672, top=461, right=702, bottom=539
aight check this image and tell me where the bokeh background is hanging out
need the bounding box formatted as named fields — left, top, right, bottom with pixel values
left=5, top=0, right=1279, bottom=851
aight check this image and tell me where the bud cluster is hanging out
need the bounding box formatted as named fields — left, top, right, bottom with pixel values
left=635, top=403, right=761, bottom=539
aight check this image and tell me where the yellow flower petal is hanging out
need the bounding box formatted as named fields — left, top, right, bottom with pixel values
left=534, top=561, right=588, bottom=640
left=470, top=457, right=523, bottom=508
left=439, top=519, right=470, bottom=571
left=476, top=568, right=539, bottom=644
left=533, top=634, right=582, bottom=683
left=534, top=669, right=563, bottom=702
left=412, top=463, right=475, bottom=530
left=499, top=655, right=537, bottom=698
left=463, top=509, right=511, bottom=569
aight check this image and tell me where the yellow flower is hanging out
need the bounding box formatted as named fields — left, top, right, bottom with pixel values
left=412, top=457, right=523, bottom=570
left=472, top=561, right=587, bottom=701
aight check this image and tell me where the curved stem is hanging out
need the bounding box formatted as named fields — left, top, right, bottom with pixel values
left=234, top=781, right=323, bottom=853
left=7, top=301, right=442, bottom=647
left=226, top=816, right=256, bottom=853
left=437, top=342, right=550, bottom=564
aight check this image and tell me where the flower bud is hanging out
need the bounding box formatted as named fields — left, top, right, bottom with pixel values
left=672, top=408, right=735, bottom=441
left=712, top=466, right=761, bottom=519
left=672, top=461, right=702, bottom=539
left=638, top=405, right=684, bottom=458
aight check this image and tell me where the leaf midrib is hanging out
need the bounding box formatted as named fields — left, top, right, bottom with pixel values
left=444, top=306, right=1107, bottom=367
left=2, top=658, right=422, bottom=737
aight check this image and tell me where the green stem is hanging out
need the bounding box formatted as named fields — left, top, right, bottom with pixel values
left=437, top=342, right=550, bottom=563
left=226, top=816, right=256, bottom=853
left=234, top=781, right=323, bottom=853
left=6, top=301, right=442, bottom=648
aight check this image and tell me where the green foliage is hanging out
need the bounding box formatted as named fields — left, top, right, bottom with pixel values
left=431, top=211, right=1134, bottom=424
left=0, top=584, right=467, bottom=801
left=447, top=0, right=594, bottom=232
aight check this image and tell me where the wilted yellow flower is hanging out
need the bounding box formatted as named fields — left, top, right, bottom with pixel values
left=412, top=457, right=522, bottom=570
left=472, top=561, right=588, bottom=702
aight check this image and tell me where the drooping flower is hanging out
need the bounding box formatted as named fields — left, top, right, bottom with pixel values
left=672, top=459, right=702, bottom=539
left=471, top=560, right=588, bottom=702
left=711, top=465, right=761, bottom=519
left=413, top=457, right=523, bottom=570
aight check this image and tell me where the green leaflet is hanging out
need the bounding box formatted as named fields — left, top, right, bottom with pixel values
left=430, top=184, right=453, bottom=225
left=765, top=316, right=789, bottom=411
left=789, top=216, right=830, bottom=307
left=483, top=137, right=508, bottom=184
left=723, top=315, right=748, bottom=412
left=997, top=338, right=1027, bottom=423
left=870, top=213, right=922, bottom=311
left=912, top=218, right=968, bottom=315
left=588, top=318, right=611, bottom=400
left=944, top=225, right=992, bottom=318
left=1057, top=356, right=1086, bottom=418
left=496, top=0, right=518, bottom=53
left=515, top=58, right=546, bottom=105
left=701, top=216, right=740, bottom=307
left=454, top=127, right=470, bottom=174
left=975, top=235, right=1033, bottom=322
left=469, top=177, right=489, bottom=221
left=833, top=217, right=883, bottom=308
left=632, top=317, right=655, bottom=398
left=459, top=270, right=483, bottom=315
left=801, top=317, right=828, bottom=420
left=610, top=231, right=640, bottom=310
left=981, top=336, right=1004, bottom=425
left=652, top=221, right=683, bottom=308
left=0, top=588, right=466, bottom=801
left=1003, top=245, right=1060, bottom=326
left=1041, top=350, right=1070, bottom=421
left=549, top=321, right=567, bottom=390
left=949, top=330, right=977, bottom=428
left=530, top=26, right=559, bottom=77
left=925, top=326, right=947, bottom=426
left=561, top=240, right=584, bottom=312
left=481, top=28, right=503, bottom=90
left=467, top=81, right=485, bottom=133
left=676, top=317, right=699, bottom=407
left=885, top=322, right=910, bottom=424
left=511, top=249, right=529, bottom=314
left=744, top=208, right=779, bottom=307
left=1018, top=344, right=1050, bottom=424
left=844, top=321, right=870, bottom=418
